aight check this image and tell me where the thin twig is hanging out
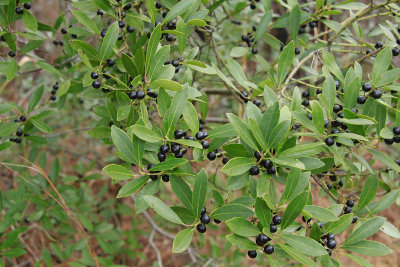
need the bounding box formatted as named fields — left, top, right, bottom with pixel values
left=149, top=229, right=163, bottom=267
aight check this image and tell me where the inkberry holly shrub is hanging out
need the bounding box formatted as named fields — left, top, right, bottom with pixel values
left=1, top=0, right=400, bottom=266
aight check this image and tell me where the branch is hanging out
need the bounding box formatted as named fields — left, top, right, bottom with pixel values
left=149, top=230, right=164, bottom=267
left=280, top=51, right=317, bottom=96
left=327, top=0, right=399, bottom=47
left=311, top=175, right=340, bottom=204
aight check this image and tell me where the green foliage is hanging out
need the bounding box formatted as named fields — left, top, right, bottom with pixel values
left=1, top=0, right=400, bottom=266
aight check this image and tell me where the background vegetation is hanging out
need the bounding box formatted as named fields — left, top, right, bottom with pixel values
left=1, top=0, right=400, bottom=266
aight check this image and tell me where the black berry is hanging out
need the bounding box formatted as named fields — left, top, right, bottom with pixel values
left=327, top=239, right=336, bottom=249
left=393, top=127, right=400, bottom=135
left=362, top=83, right=372, bottom=92
left=272, top=215, right=281, bottom=225
left=256, top=233, right=270, bottom=246
left=171, top=59, right=179, bottom=67
left=370, top=89, right=382, bottom=99
left=248, top=250, right=257, bottom=258
left=375, top=41, right=383, bottom=49
left=201, top=207, right=206, bottom=215
left=207, top=152, right=216, bottom=161
left=325, top=137, right=335, bottom=146
left=161, top=175, right=169, bottom=182
left=200, top=214, right=211, bottom=224
left=174, top=129, right=184, bottom=139
left=344, top=206, right=352, bottom=214
left=157, top=152, right=166, bottom=162
left=201, top=140, right=209, bottom=149
left=91, top=72, right=99, bottom=79
left=249, top=166, right=260, bottom=176
left=107, top=59, right=115, bottom=67
left=346, top=200, right=354, bottom=207
left=136, top=90, right=145, bottom=99
left=197, top=224, right=206, bottom=233
left=357, top=95, right=366, bottom=104
left=92, top=81, right=101, bottom=89
left=264, top=245, right=274, bottom=254
left=129, top=91, right=137, bottom=99
left=15, top=7, right=23, bottom=14
left=270, top=224, right=277, bottom=233
left=23, top=3, right=31, bottom=9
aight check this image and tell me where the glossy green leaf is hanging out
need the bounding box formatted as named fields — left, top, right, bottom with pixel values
left=103, top=164, right=134, bottom=180
left=170, top=176, right=193, bottom=210
left=100, top=21, right=118, bottom=62
left=357, top=173, right=378, bottom=211
left=226, top=217, right=260, bottom=237
left=342, top=240, right=392, bottom=256
left=280, top=234, right=327, bottom=256
left=143, top=195, right=184, bottom=224
left=211, top=204, right=254, bottom=220
left=116, top=176, right=149, bottom=198
left=303, top=205, right=338, bottom=223
left=255, top=197, right=272, bottom=229
left=192, top=169, right=208, bottom=219
left=221, top=157, right=254, bottom=176
left=226, top=234, right=258, bottom=250
left=30, top=118, right=52, bottom=133
left=277, top=41, right=295, bottom=87
left=111, top=126, right=137, bottom=165
left=173, top=228, right=194, bottom=253
left=281, top=192, right=308, bottom=230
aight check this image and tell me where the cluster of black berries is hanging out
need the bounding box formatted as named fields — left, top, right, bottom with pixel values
left=155, top=2, right=168, bottom=18
left=302, top=215, right=323, bottom=229
left=384, top=126, right=400, bottom=145
left=240, top=28, right=258, bottom=55
left=164, top=57, right=184, bottom=74
left=60, top=24, right=78, bottom=39
left=358, top=82, right=383, bottom=103
left=53, top=40, right=64, bottom=46
left=366, top=39, right=400, bottom=56
left=91, top=71, right=113, bottom=94
left=325, top=174, right=344, bottom=191
left=50, top=82, right=59, bottom=101
left=100, top=26, right=123, bottom=41
left=15, top=3, right=31, bottom=15
left=239, top=90, right=261, bottom=107
left=197, top=207, right=216, bottom=233
left=162, top=21, right=177, bottom=42
left=249, top=232, right=274, bottom=258
left=343, top=199, right=357, bottom=225
left=10, top=116, right=29, bottom=143
left=248, top=152, right=276, bottom=176
left=321, top=233, right=337, bottom=256
left=147, top=163, right=169, bottom=182
left=128, top=88, right=156, bottom=101
left=297, top=20, right=318, bottom=35
left=270, top=214, right=281, bottom=233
